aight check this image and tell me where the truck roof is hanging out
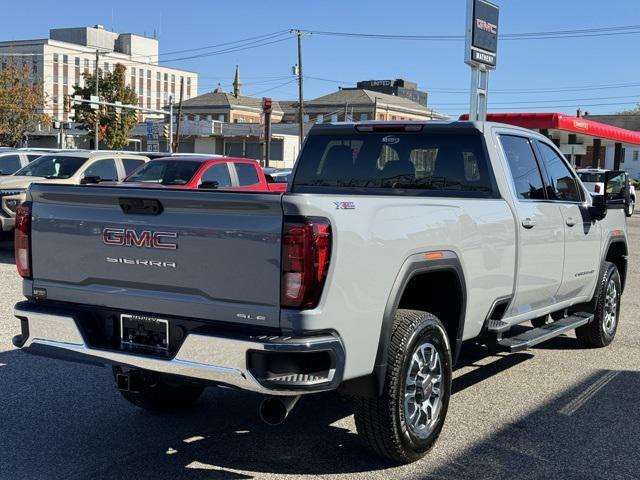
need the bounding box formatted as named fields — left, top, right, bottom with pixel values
left=307, top=120, right=544, bottom=138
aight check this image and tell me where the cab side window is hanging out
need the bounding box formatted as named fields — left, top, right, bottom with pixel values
left=200, top=163, right=232, bottom=187
left=83, top=159, right=118, bottom=181
left=536, top=142, right=583, bottom=202
left=499, top=135, right=546, bottom=200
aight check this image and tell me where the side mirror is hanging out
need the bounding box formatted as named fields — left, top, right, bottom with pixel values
left=198, top=180, right=219, bottom=189
left=604, top=170, right=630, bottom=210
left=80, top=175, right=101, bottom=184
left=265, top=174, right=275, bottom=183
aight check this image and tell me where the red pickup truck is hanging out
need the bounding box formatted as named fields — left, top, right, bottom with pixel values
left=123, top=156, right=287, bottom=192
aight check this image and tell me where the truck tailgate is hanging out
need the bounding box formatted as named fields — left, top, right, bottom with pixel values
left=28, top=184, right=283, bottom=328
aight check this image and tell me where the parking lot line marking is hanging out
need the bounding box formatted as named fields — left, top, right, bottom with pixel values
left=559, top=371, right=619, bottom=416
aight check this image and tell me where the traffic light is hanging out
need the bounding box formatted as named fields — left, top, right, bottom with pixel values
left=114, top=109, right=121, bottom=123
left=63, top=95, right=71, bottom=113
left=163, top=124, right=170, bottom=139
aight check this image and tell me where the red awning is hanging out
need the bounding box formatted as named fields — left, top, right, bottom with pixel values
left=458, top=112, right=640, bottom=146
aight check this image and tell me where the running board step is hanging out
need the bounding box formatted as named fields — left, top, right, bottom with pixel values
left=486, top=319, right=510, bottom=333
left=498, top=312, right=593, bottom=353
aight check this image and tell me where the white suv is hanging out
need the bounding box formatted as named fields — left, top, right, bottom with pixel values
left=0, top=151, right=148, bottom=231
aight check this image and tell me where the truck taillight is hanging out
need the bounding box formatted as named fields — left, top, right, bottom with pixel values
left=281, top=216, right=331, bottom=309
left=15, top=202, right=31, bottom=279
left=595, top=184, right=601, bottom=193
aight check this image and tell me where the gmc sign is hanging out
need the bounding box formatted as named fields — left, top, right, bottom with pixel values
left=102, top=228, right=178, bottom=250
left=465, top=0, right=499, bottom=69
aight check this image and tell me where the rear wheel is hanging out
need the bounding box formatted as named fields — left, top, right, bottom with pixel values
left=353, top=309, right=452, bottom=463
left=576, top=262, right=621, bottom=347
left=113, top=366, right=205, bottom=412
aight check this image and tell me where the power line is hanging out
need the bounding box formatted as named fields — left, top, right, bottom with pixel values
left=430, top=93, right=640, bottom=107
left=159, top=35, right=292, bottom=63
left=306, top=24, right=640, bottom=41
left=246, top=79, right=297, bottom=97
left=135, top=30, right=290, bottom=59
left=436, top=100, right=639, bottom=113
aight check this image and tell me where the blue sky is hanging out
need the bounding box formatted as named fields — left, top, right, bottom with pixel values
left=2, top=0, right=639, bottom=117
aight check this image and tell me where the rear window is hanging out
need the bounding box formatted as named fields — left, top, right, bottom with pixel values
left=292, top=132, right=496, bottom=197
left=578, top=172, right=604, bottom=183
left=0, top=154, right=22, bottom=175
left=125, top=160, right=202, bottom=186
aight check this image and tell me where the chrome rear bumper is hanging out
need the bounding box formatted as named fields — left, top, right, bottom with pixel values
left=14, top=302, right=344, bottom=396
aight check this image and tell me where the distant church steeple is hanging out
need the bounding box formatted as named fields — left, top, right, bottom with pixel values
left=233, top=65, right=241, bottom=97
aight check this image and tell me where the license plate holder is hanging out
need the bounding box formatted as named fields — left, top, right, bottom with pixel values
left=120, top=314, right=169, bottom=352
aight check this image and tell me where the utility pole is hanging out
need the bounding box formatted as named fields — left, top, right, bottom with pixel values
left=168, top=96, right=174, bottom=153
left=94, top=50, right=100, bottom=150
left=174, top=77, right=184, bottom=153
left=295, top=30, right=304, bottom=148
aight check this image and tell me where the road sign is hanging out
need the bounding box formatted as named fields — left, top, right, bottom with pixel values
left=465, top=0, right=499, bottom=69
left=90, top=95, right=100, bottom=110
left=465, top=0, right=499, bottom=122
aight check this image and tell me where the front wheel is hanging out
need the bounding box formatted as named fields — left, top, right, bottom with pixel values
left=353, top=309, right=452, bottom=463
left=113, top=366, right=205, bottom=412
left=576, top=262, right=621, bottom=347
left=626, top=198, right=635, bottom=217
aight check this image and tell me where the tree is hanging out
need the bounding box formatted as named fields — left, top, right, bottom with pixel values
left=617, top=105, right=640, bottom=115
left=73, top=63, right=138, bottom=149
left=0, top=59, right=50, bottom=147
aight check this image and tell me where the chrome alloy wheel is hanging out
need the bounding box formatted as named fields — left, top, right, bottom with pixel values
left=404, top=342, right=442, bottom=439
left=603, top=279, right=618, bottom=336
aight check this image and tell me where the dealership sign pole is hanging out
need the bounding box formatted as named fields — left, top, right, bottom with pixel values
left=465, top=0, right=499, bottom=122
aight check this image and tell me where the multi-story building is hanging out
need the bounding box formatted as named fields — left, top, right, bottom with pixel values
left=179, top=66, right=284, bottom=124
left=0, top=25, right=198, bottom=122
left=356, top=79, right=428, bottom=107
left=280, top=87, right=446, bottom=124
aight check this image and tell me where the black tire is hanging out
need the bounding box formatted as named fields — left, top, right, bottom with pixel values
left=576, top=262, right=621, bottom=348
left=113, top=366, right=205, bottom=412
left=626, top=198, right=634, bottom=217
left=353, top=309, right=452, bottom=463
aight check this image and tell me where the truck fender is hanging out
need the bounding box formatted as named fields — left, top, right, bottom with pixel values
left=340, top=251, right=466, bottom=398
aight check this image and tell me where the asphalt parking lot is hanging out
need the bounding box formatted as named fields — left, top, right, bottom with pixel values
left=0, top=221, right=638, bottom=480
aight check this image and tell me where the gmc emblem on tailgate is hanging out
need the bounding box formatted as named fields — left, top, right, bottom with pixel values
left=102, top=228, right=178, bottom=250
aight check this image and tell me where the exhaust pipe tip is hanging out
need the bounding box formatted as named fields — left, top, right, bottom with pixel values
left=259, top=396, right=300, bottom=426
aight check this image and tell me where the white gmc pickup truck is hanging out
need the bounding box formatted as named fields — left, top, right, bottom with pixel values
left=12, top=121, right=630, bottom=463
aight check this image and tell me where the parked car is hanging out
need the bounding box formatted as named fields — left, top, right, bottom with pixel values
left=123, top=156, right=287, bottom=192
left=0, top=150, right=52, bottom=176
left=577, top=168, right=635, bottom=216
left=269, top=169, right=292, bottom=183
left=0, top=151, right=148, bottom=232
left=12, top=121, right=629, bottom=463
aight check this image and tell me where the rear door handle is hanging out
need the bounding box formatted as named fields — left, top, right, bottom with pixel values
left=566, top=217, right=577, bottom=227
left=521, top=218, right=536, bottom=229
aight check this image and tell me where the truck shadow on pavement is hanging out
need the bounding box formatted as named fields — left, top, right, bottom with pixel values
left=0, top=237, right=14, bottom=265
left=421, top=368, right=640, bottom=480
left=0, top=349, right=393, bottom=479
left=1, top=341, right=635, bottom=479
